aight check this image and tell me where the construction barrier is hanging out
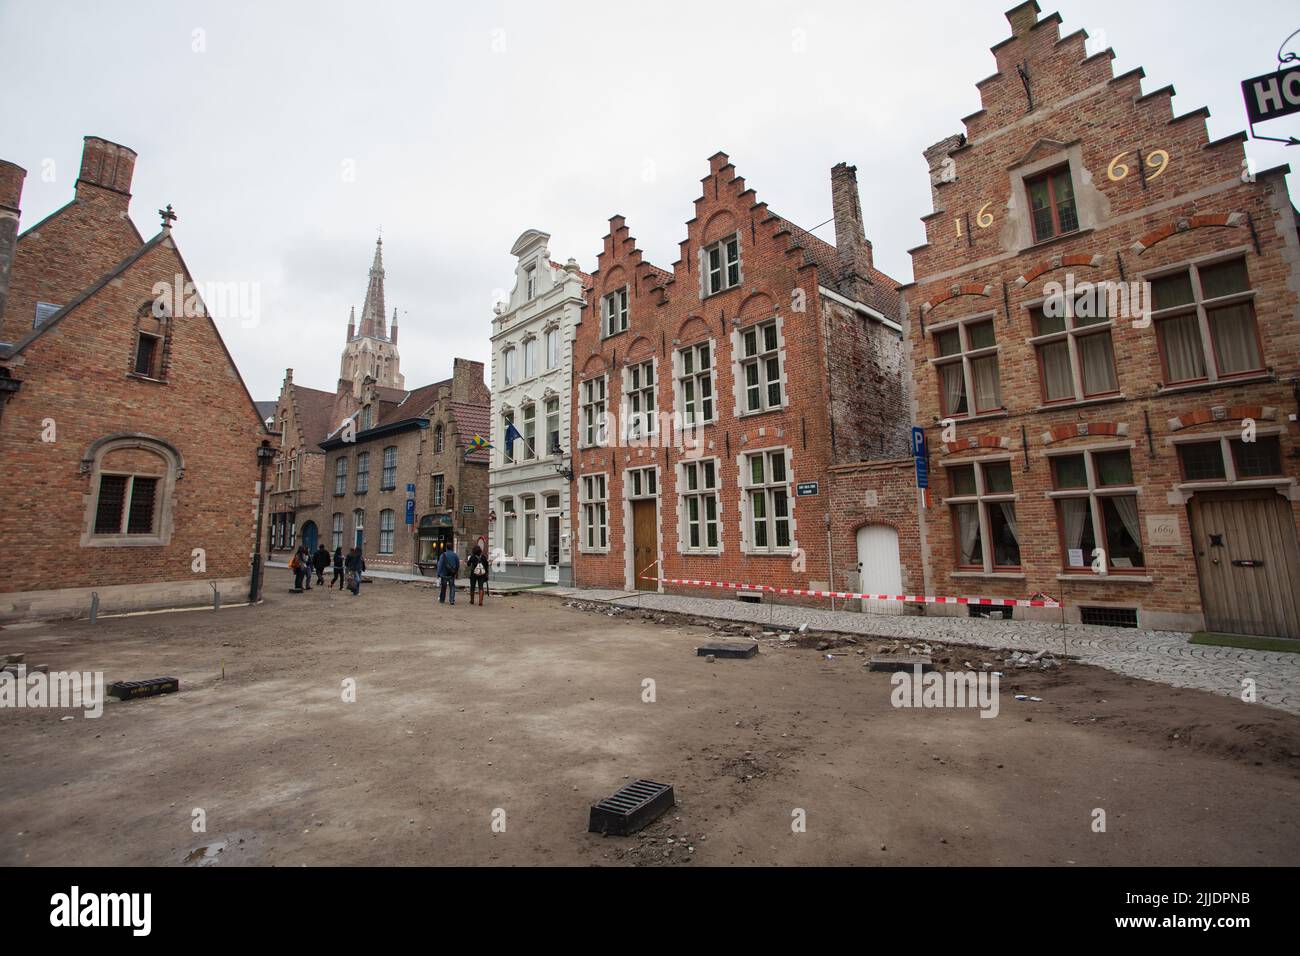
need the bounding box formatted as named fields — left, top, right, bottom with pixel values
left=640, top=575, right=1060, bottom=609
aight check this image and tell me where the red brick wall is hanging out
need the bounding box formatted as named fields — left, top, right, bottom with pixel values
left=0, top=238, right=267, bottom=592
left=571, top=153, right=908, bottom=602
left=829, top=458, right=924, bottom=605
left=905, top=4, right=1300, bottom=628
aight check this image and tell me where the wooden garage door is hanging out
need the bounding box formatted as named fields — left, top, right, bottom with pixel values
left=1190, top=491, right=1300, bottom=639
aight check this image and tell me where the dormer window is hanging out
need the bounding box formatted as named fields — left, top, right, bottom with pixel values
left=362, top=404, right=373, bottom=430
left=1026, top=166, right=1078, bottom=243
left=603, top=288, right=628, bottom=337
left=525, top=265, right=537, bottom=300
left=704, top=235, right=741, bottom=295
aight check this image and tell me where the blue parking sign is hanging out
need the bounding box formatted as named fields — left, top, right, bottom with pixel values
left=911, top=426, right=926, bottom=458
left=915, top=456, right=929, bottom=489
left=405, top=499, right=415, bottom=524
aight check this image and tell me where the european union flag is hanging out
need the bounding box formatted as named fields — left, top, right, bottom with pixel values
left=504, top=422, right=523, bottom=456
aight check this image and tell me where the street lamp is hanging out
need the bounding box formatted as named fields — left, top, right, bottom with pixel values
left=250, top=440, right=277, bottom=603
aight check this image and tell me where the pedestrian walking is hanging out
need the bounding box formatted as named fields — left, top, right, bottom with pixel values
left=331, top=546, right=345, bottom=589
left=436, top=545, right=460, bottom=606
left=312, top=544, right=330, bottom=586
left=466, top=544, right=488, bottom=607
left=345, top=547, right=366, bottom=596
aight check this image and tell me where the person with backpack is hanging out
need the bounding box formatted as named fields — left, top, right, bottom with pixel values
left=436, top=545, right=461, bottom=606
left=312, top=544, right=330, bottom=586
left=331, top=546, right=345, bottom=589
left=466, top=544, right=488, bottom=607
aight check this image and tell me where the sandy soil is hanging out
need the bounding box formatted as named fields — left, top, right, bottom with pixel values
left=2, top=577, right=1298, bottom=867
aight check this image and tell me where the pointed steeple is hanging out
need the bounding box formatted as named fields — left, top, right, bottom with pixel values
left=358, top=236, right=387, bottom=339
left=391, top=307, right=399, bottom=345
left=346, top=305, right=356, bottom=341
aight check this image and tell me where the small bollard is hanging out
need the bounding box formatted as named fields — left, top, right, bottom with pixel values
left=211, top=582, right=220, bottom=611
left=89, top=591, right=99, bottom=624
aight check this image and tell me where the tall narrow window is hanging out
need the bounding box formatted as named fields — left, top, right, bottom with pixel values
left=133, top=333, right=161, bottom=377
left=678, top=342, right=714, bottom=425
left=580, top=474, right=608, bottom=551
left=382, top=446, right=397, bottom=489
left=334, top=457, right=348, bottom=496
left=434, top=425, right=444, bottom=455
left=523, top=495, right=538, bottom=559
left=545, top=327, right=560, bottom=369
left=353, top=509, right=365, bottom=547
left=502, top=411, right=516, bottom=464
left=625, top=360, right=656, bottom=441
left=525, top=265, right=536, bottom=300
left=704, top=235, right=741, bottom=295
left=1026, top=166, right=1079, bottom=243
left=739, top=321, right=783, bottom=413
left=546, top=397, right=561, bottom=455
left=331, top=512, right=343, bottom=549
left=522, top=404, right=536, bottom=460
left=581, top=377, right=607, bottom=447
left=681, top=459, right=720, bottom=552
left=433, top=474, right=445, bottom=506
left=501, top=497, right=516, bottom=556
left=503, top=347, right=516, bottom=386
left=355, top=452, right=370, bottom=493
left=524, top=337, right=538, bottom=379
left=742, top=449, right=791, bottom=553
left=379, top=509, right=395, bottom=554
left=603, top=288, right=629, bottom=336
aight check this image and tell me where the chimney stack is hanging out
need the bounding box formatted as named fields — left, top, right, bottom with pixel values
left=0, top=159, right=27, bottom=326
left=75, top=136, right=136, bottom=202
left=831, top=163, right=874, bottom=299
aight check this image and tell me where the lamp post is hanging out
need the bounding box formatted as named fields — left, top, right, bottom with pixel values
left=250, top=440, right=276, bottom=603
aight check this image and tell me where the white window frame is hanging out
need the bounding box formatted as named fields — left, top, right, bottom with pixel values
left=741, top=447, right=792, bottom=555
left=379, top=509, right=395, bottom=555
left=545, top=327, right=560, bottom=369
left=545, top=397, right=561, bottom=456
left=603, top=288, right=629, bottom=337
left=525, top=264, right=536, bottom=301
left=580, top=376, right=607, bottom=448
left=355, top=451, right=370, bottom=493
left=703, top=234, right=741, bottom=296
left=624, top=359, right=656, bottom=442
left=331, top=512, right=343, bottom=549
left=1045, top=445, right=1144, bottom=573
left=677, top=341, right=715, bottom=426
left=503, top=346, right=517, bottom=386
left=679, top=457, right=721, bottom=553
left=523, top=337, right=538, bottom=380
left=580, top=473, right=609, bottom=553
left=521, top=403, right=536, bottom=461
left=334, top=456, right=348, bottom=496
left=737, top=318, right=785, bottom=415
left=433, top=473, right=445, bottom=506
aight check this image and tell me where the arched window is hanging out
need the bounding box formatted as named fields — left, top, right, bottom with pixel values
left=80, top=434, right=183, bottom=548
left=435, top=424, right=445, bottom=454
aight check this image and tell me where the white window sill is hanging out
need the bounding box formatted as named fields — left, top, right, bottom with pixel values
left=1034, top=394, right=1126, bottom=413
left=950, top=571, right=1027, bottom=579
left=1156, top=373, right=1272, bottom=396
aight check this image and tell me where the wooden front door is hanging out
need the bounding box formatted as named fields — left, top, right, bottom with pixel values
left=1190, top=490, right=1300, bottom=639
left=631, top=499, right=657, bottom=591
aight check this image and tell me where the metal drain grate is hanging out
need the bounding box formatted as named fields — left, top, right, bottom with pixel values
left=588, top=779, right=675, bottom=836
left=108, top=677, right=180, bottom=701
left=1080, top=606, right=1138, bottom=628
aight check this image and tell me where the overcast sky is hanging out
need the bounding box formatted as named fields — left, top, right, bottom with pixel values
left=2, top=0, right=1296, bottom=400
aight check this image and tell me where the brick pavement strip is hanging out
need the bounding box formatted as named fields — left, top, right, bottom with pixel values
left=539, top=587, right=1300, bottom=718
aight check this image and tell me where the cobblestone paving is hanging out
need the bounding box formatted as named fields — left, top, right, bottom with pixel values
left=542, top=587, right=1300, bottom=717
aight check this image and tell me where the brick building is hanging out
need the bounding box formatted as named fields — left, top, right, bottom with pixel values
left=318, top=358, right=490, bottom=572
left=268, top=239, right=491, bottom=571
left=904, top=3, right=1300, bottom=636
left=571, top=152, right=909, bottom=597
left=0, top=136, right=270, bottom=622
left=266, top=368, right=333, bottom=557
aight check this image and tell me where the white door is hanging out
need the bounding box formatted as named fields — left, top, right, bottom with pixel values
left=856, top=524, right=903, bottom=616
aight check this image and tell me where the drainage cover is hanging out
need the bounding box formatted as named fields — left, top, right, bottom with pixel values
left=108, top=677, right=180, bottom=701
left=588, top=779, right=675, bottom=836
left=696, top=641, right=758, bottom=659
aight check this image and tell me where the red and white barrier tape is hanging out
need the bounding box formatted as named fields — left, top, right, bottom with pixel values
left=640, top=576, right=1060, bottom=609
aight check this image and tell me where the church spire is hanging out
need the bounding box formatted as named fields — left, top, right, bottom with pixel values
left=357, top=236, right=387, bottom=340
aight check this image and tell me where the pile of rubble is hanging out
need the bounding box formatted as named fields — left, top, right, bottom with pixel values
left=1004, top=649, right=1060, bottom=670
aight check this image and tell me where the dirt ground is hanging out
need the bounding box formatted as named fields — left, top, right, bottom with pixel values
left=2, top=577, right=1299, bottom=867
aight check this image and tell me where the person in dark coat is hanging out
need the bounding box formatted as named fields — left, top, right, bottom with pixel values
left=436, top=546, right=460, bottom=606
left=466, top=544, right=488, bottom=607
left=331, top=547, right=345, bottom=589
left=344, top=547, right=366, bottom=596
left=312, top=544, right=330, bottom=586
